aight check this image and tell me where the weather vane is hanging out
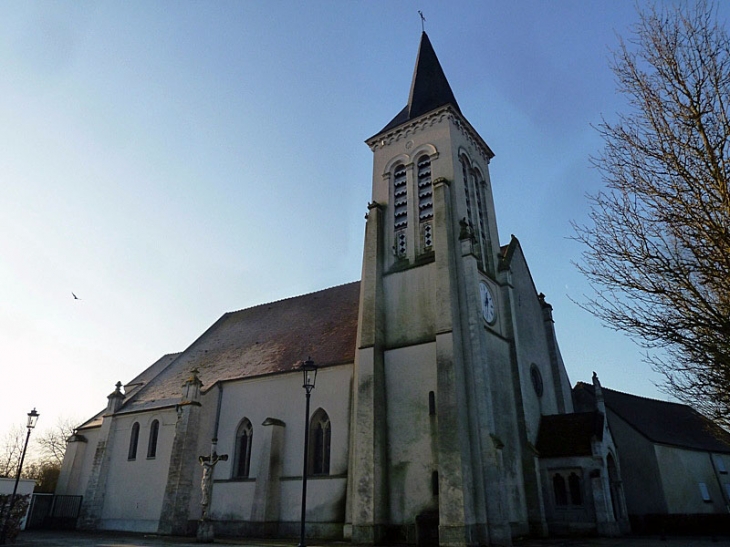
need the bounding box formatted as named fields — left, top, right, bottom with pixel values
left=418, top=10, right=426, bottom=32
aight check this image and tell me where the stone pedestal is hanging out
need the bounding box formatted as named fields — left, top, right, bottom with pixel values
left=197, top=519, right=214, bottom=543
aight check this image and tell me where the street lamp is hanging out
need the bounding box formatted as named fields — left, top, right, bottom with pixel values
left=298, top=358, right=317, bottom=547
left=0, top=408, right=39, bottom=545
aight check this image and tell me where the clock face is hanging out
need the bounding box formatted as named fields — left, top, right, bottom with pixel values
left=479, top=281, right=496, bottom=324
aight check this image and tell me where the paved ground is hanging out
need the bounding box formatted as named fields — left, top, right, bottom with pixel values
left=10, top=531, right=730, bottom=547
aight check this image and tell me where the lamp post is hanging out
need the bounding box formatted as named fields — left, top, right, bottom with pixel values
left=298, top=358, right=317, bottom=547
left=0, top=408, right=39, bottom=545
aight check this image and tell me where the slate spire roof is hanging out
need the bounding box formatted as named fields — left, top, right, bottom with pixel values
left=377, top=32, right=461, bottom=135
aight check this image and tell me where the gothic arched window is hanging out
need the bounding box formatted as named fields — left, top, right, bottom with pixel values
left=553, top=473, right=567, bottom=506
left=308, top=409, right=331, bottom=476
left=147, top=419, right=159, bottom=459
left=568, top=472, right=583, bottom=505
left=128, top=422, right=140, bottom=460
left=234, top=418, right=253, bottom=478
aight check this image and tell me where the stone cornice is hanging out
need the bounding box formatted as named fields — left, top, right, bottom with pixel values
left=367, top=106, right=494, bottom=165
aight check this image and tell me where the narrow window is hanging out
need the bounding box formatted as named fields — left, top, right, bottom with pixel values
left=147, top=419, right=159, bottom=459
left=530, top=364, right=544, bottom=397
left=128, top=422, right=140, bottom=460
left=234, top=418, right=253, bottom=478
left=431, top=470, right=439, bottom=496
left=461, top=158, right=474, bottom=230
left=428, top=391, right=436, bottom=416
left=473, top=171, right=491, bottom=271
left=553, top=473, right=567, bottom=506
left=568, top=472, right=583, bottom=505
left=393, top=164, right=408, bottom=257
left=309, top=409, right=331, bottom=476
left=474, top=172, right=486, bottom=238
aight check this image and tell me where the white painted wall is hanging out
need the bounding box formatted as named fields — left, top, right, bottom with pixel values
left=208, top=364, right=352, bottom=524
left=384, top=342, right=438, bottom=524
left=655, top=445, right=730, bottom=514
left=99, top=409, right=176, bottom=532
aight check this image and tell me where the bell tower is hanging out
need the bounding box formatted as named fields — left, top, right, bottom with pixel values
left=348, top=33, right=520, bottom=547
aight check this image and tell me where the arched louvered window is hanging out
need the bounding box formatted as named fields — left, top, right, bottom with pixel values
left=234, top=418, right=253, bottom=478
left=393, top=164, right=408, bottom=257
left=417, top=155, right=433, bottom=250
left=128, top=422, right=140, bottom=460
left=308, top=409, right=331, bottom=476
left=147, top=419, right=159, bottom=458
left=417, top=156, right=433, bottom=220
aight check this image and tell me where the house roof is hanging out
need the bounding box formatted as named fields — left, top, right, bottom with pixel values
left=573, top=382, right=730, bottom=454
left=536, top=411, right=604, bottom=458
left=108, top=281, right=360, bottom=416
left=376, top=32, right=461, bottom=136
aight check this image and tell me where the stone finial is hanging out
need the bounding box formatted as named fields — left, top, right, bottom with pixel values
left=182, top=368, right=203, bottom=403
left=593, top=371, right=606, bottom=413
left=539, top=292, right=554, bottom=321
left=106, top=381, right=125, bottom=414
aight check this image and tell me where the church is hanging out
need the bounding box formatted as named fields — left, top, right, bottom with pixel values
left=55, top=32, right=635, bottom=545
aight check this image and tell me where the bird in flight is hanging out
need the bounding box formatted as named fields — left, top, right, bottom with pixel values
left=72, top=292, right=80, bottom=300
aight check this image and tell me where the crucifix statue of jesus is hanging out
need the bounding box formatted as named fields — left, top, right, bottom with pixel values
left=198, top=440, right=228, bottom=520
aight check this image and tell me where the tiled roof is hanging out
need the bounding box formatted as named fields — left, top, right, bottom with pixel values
left=536, top=411, right=604, bottom=458
left=114, top=281, right=361, bottom=415
left=376, top=32, right=461, bottom=136
left=573, top=382, right=730, bottom=454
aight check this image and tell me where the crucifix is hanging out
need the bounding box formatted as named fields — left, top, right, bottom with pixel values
left=418, top=10, right=426, bottom=32
left=198, top=440, right=228, bottom=520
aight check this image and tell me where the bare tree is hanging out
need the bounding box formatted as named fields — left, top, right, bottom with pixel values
left=34, top=417, right=77, bottom=468
left=573, top=1, right=730, bottom=427
left=0, top=416, right=78, bottom=495
left=0, top=425, right=28, bottom=479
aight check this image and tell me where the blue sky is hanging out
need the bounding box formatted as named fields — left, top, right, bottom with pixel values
left=1, top=2, right=721, bottom=440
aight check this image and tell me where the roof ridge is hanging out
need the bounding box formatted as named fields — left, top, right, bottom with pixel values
left=602, top=385, right=687, bottom=408
left=224, top=280, right=360, bottom=316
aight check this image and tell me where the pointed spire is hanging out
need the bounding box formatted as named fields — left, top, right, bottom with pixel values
left=408, top=32, right=460, bottom=119
left=377, top=32, right=461, bottom=135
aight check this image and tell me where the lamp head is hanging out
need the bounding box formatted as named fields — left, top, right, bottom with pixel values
left=27, top=408, right=39, bottom=430
left=301, top=358, right=318, bottom=393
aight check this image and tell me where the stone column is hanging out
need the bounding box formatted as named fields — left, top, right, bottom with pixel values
left=350, top=202, right=389, bottom=544
left=158, top=370, right=204, bottom=536
left=55, top=432, right=87, bottom=496
left=431, top=177, right=484, bottom=547
left=77, top=382, right=125, bottom=530
left=250, top=417, right=286, bottom=536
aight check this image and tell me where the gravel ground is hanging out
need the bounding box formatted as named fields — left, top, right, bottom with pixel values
left=10, top=531, right=730, bottom=547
